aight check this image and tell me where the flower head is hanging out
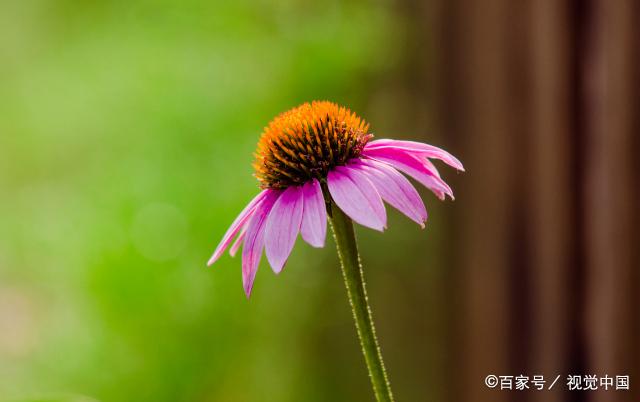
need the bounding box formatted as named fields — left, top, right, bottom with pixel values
left=208, top=101, right=464, bottom=297
left=254, top=101, right=371, bottom=189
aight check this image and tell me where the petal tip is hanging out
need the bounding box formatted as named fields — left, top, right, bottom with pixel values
left=243, top=275, right=255, bottom=298
left=304, top=238, right=325, bottom=248
left=270, top=259, right=286, bottom=274
left=229, top=249, right=238, bottom=257
left=266, top=243, right=293, bottom=274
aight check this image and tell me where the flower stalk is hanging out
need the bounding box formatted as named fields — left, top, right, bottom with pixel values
left=329, top=202, right=395, bottom=402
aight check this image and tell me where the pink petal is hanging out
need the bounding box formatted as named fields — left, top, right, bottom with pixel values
left=327, top=167, right=386, bottom=231
left=300, top=179, right=327, bottom=248
left=265, top=186, right=304, bottom=273
left=242, top=190, right=280, bottom=298
left=362, top=148, right=454, bottom=200
left=423, top=158, right=441, bottom=178
left=208, top=190, right=268, bottom=266
left=229, top=225, right=247, bottom=257
left=353, top=159, right=427, bottom=227
left=365, top=139, right=464, bottom=171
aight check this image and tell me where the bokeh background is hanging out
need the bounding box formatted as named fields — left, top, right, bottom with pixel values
left=1, top=1, right=638, bottom=402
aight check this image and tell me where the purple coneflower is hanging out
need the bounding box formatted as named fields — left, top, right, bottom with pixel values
left=207, top=101, right=463, bottom=401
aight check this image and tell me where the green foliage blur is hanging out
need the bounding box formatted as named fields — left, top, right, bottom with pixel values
left=0, top=1, right=449, bottom=401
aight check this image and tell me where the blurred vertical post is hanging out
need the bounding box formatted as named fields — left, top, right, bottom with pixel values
left=528, top=3, right=574, bottom=402
left=433, top=0, right=639, bottom=401
left=437, top=1, right=516, bottom=401
left=583, top=1, right=640, bottom=401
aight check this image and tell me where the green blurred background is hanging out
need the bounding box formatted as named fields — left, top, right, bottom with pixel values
left=1, top=1, right=444, bottom=401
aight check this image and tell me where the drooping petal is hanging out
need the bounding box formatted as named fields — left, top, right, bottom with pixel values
left=242, top=190, right=280, bottom=297
left=327, top=167, right=386, bottom=231
left=365, top=139, right=465, bottom=171
left=265, top=186, right=304, bottom=273
left=229, top=225, right=247, bottom=257
left=423, top=158, right=441, bottom=178
left=353, top=159, right=427, bottom=227
left=300, top=179, right=327, bottom=248
left=363, top=148, right=454, bottom=200
left=208, top=190, right=269, bottom=266
left=378, top=146, right=445, bottom=178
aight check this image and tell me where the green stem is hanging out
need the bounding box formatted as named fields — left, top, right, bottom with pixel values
left=329, top=204, right=395, bottom=402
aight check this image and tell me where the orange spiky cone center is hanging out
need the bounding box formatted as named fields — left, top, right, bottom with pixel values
left=254, top=101, right=372, bottom=189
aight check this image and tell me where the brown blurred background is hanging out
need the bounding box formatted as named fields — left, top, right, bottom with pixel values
left=407, top=1, right=639, bottom=401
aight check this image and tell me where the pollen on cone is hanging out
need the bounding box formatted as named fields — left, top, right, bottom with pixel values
left=254, top=101, right=371, bottom=189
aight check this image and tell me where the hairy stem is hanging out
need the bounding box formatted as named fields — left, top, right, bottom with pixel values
left=329, top=204, right=395, bottom=402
